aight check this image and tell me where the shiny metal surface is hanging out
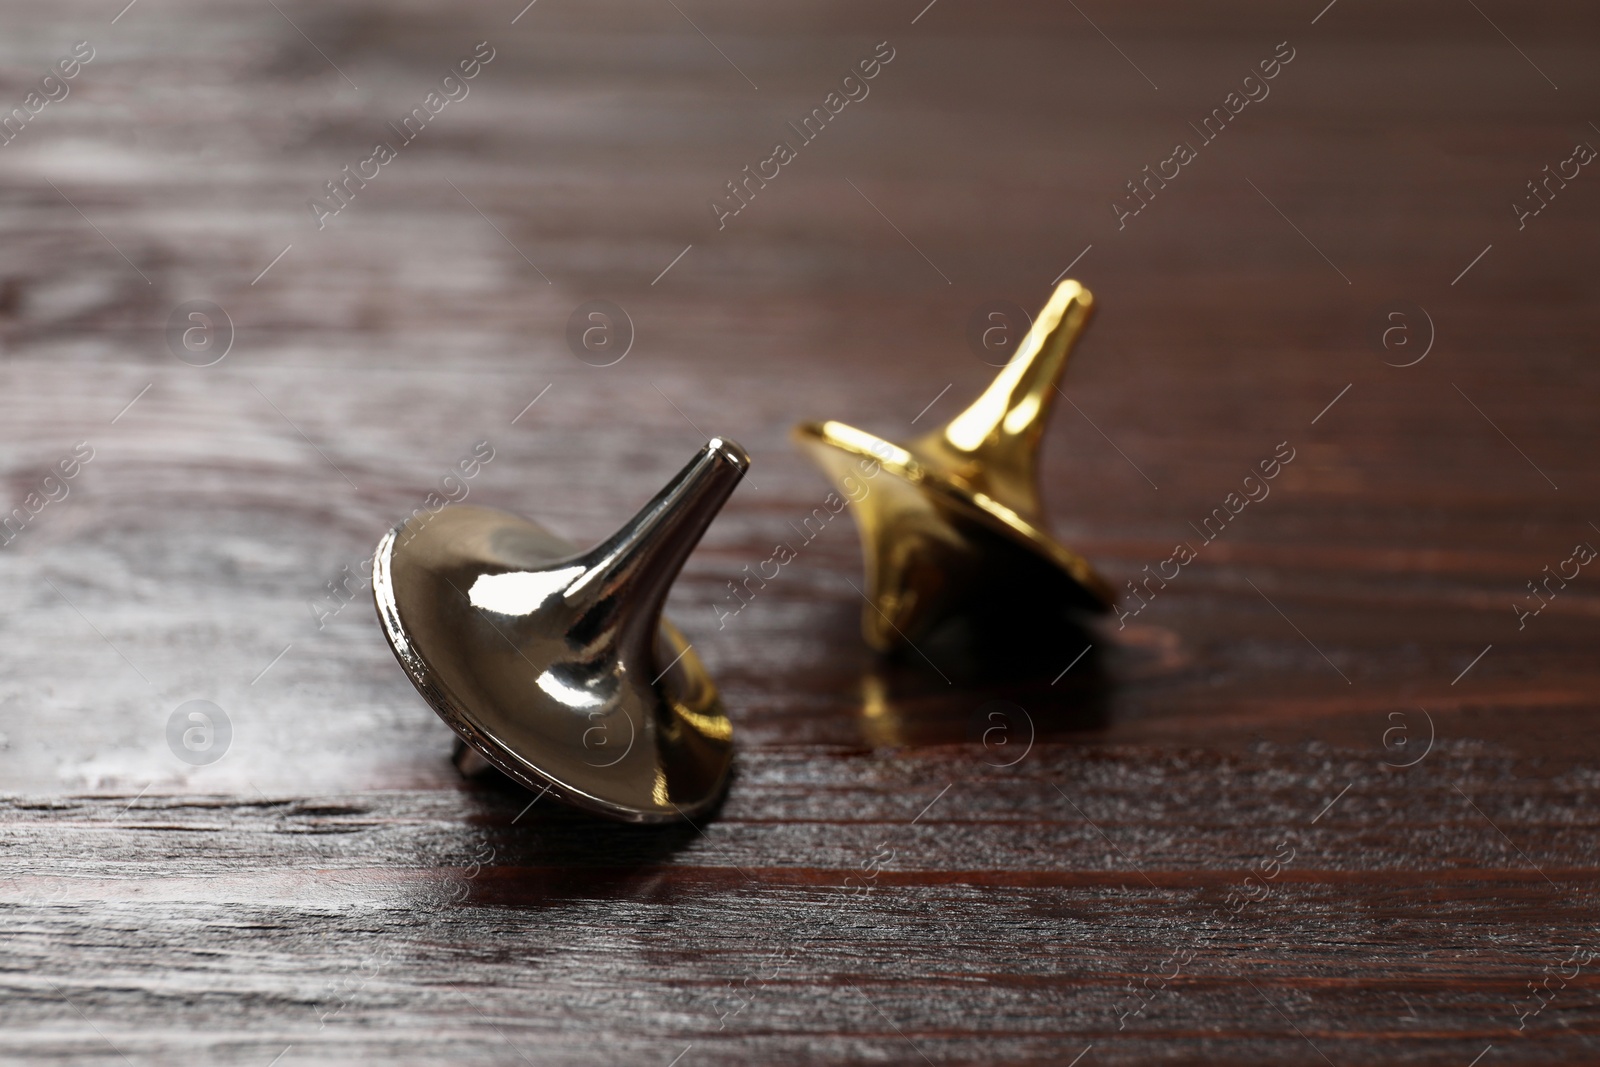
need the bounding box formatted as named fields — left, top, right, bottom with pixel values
left=794, top=279, right=1114, bottom=653
left=373, top=439, right=748, bottom=823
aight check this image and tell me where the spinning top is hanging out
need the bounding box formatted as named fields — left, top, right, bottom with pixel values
left=793, top=279, right=1114, bottom=653
left=372, top=439, right=748, bottom=823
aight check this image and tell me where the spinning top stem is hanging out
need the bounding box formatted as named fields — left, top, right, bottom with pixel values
left=915, top=280, right=1094, bottom=522
left=561, top=438, right=750, bottom=685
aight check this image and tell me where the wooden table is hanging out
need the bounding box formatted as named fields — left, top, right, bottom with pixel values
left=2, top=0, right=1597, bottom=1063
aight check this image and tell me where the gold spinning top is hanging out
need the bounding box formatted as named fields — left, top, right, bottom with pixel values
left=373, top=439, right=747, bottom=823
left=793, top=279, right=1114, bottom=653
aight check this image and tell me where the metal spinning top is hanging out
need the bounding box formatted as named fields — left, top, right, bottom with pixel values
left=793, top=279, right=1114, bottom=653
left=372, top=439, right=748, bottom=823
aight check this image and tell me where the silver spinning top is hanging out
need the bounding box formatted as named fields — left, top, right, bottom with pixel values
left=373, top=439, right=748, bottom=823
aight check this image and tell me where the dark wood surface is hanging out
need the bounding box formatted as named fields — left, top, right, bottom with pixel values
left=2, top=0, right=1599, bottom=1063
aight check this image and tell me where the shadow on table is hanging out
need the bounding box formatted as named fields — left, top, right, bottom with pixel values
left=854, top=600, right=1117, bottom=748
left=449, top=770, right=720, bottom=907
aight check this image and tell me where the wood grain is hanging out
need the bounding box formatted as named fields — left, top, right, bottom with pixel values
left=1, top=0, right=1598, bottom=1063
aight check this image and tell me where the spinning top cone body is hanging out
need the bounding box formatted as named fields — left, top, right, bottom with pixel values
left=794, top=280, right=1114, bottom=652
left=373, top=439, right=748, bottom=823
